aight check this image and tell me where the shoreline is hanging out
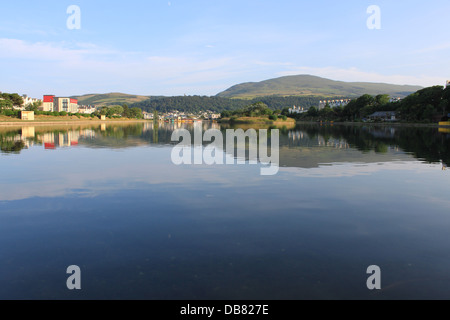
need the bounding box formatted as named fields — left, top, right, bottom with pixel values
left=1, top=118, right=448, bottom=128
left=294, top=120, right=450, bottom=128
left=0, top=119, right=152, bottom=126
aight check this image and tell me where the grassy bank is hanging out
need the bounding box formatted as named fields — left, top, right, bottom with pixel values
left=0, top=114, right=150, bottom=125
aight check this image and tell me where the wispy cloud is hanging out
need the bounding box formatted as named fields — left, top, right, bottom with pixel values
left=0, top=25, right=58, bottom=37
left=0, top=38, right=242, bottom=96
left=415, top=42, right=450, bottom=54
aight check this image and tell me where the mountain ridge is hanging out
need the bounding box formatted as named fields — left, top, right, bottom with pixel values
left=71, top=92, right=151, bottom=106
left=71, top=75, right=425, bottom=106
left=216, top=74, right=423, bottom=99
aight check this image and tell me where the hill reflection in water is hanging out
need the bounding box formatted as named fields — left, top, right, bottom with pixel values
left=1, top=122, right=448, bottom=168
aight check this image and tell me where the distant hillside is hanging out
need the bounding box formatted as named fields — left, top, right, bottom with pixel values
left=217, top=75, right=423, bottom=99
left=130, top=95, right=327, bottom=113
left=71, top=92, right=152, bottom=106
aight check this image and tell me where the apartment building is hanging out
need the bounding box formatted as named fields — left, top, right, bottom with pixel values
left=42, top=95, right=55, bottom=111
left=41, top=95, right=79, bottom=113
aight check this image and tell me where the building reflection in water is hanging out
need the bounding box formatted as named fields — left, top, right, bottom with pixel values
left=0, top=123, right=448, bottom=169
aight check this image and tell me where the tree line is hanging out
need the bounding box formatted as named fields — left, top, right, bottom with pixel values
left=0, top=93, right=24, bottom=112
left=220, top=102, right=287, bottom=121
left=296, top=85, right=450, bottom=123
left=130, top=95, right=325, bottom=114
left=97, top=104, right=143, bottom=119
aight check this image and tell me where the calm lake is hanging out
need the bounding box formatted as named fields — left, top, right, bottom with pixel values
left=1, top=122, right=449, bottom=300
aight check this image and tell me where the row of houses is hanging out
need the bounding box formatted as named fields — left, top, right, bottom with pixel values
left=290, top=96, right=405, bottom=115
left=143, top=110, right=221, bottom=121
left=288, top=106, right=308, bottom=114
left=22, top=95, right=42, bottom=107
left=318, top=99, right=352, bottom=110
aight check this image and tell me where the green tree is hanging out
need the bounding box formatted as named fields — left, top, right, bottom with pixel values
left=221, top=111, right=231, bottom=118
left=307, top=106, right=318, bottom=117
left=438, top=100, right=448, bottom=117
left=443, top=86, right=450, bottom=103
left=281, top=107, right=290, bottom=116
left=25, top=101, right=42, bottom=112
left=100, top=107, right=109, bottom=116
left=343, top=94, right=375, bottom=120
left=1, top=93, right=24, bottom=107
left=0, top=99, right=13, bottom=112
left=422, top=104, right=436, bottom=121
left=243, top=102, right=271, bottom=117
left=129, top=107, right=143, bottom=119
left=319, top=104, right=334, bottom=119
left=375, top=94, right=390, bottom=106
left=107, top=105, right=124, bottom=117
left=122, top=104, right=130, bottom=118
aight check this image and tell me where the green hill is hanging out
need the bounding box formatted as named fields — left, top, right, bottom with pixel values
left=71, top=92, right=152, bottom=106
left=217, top=75, right=423, bottom=99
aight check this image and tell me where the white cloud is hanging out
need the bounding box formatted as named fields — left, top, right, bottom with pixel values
left=0, top=38, right=242, bottom=96
left=1, top=38, right=447, bottom=97
left=0, top=38, right=81, bottom=61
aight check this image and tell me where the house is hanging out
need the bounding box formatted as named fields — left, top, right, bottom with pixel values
left=78, top=106, right=97, bottom=114
left=318, top=99, right=351, bottom=110
left=207, top=113, right=221, bottom=120
left=21, top=95, right=42, bottom=107
left=368, top=111, right=397, bottom=121
left=289, top=106, right=307, bottom=114
left=20, top=111, right=35, bottom=121
left=143, top=112, right=154, bottom=120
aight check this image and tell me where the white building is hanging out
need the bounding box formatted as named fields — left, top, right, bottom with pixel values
left=53, top=97, right=79, bottom=113
left=41, top=95, right=79, bottom=113
left=77, top=106, right=97, bottom=114
left=289, top=106, right=307, bottom=114
left=389, top=97, right=402, bottom=103
left=22, top=95, right=42, bottom=107
left=143, top=112, right=154, bottom=120
left=10, top=94, right=42, bottom=110
left=318, top=99, right=351, bottom=110
left=208, top=113, right=221, bottom=119
left=446, top=80, right=450, bottom=88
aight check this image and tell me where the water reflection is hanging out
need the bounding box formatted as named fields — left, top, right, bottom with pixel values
left=1, top=122, right=449, bottom=167
left=1, top=122, right=450, bottom=300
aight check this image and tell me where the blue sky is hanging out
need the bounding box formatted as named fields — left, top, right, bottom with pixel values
left=1, top=0, right=449, bottom=97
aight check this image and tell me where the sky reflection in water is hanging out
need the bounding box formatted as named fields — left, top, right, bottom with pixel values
left=0, top=123, right=449, bottom=299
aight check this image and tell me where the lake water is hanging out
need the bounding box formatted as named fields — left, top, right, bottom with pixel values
left=1, top=122, right=449, bottom=300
